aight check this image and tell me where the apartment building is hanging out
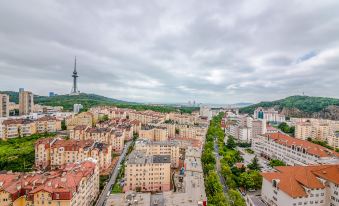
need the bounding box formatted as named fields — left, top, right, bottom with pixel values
left=135, top=138, right=181, bottom=168
left=0, top=160, right=99, bottom=206
left=129, top=110, right=167, bottom=124
left=66, top=112, right=93, bottom=130
left=252, top=133, right=339, bottom=166
left=0, top=93, right=9, bottom=118
left=261, top=164, right=339, bottom=206
left=168, top=112, right=197, bottom=125
left=254, top=107, right=285, bottom=123
left=69, top=126, right=125, bottom=153
left=34, top=104, right=63, bottom=114
left=252, top=119, right=267, bottom=139
left=35, top=138, right=112, bottom=171
left=177, top=125, right=207, bottom=142
left=124, top=151, right=171, bottom=192
left=139, top=125, right=169, bottom=141
left=35, top=116, right=62, bottom=133
left=19, top=90, right=34, bottom=115
left=1, top=119, right=37, bottom=138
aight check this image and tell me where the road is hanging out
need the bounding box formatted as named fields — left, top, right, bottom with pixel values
left=213, top=139, right=228, bottom=194
left=95, top=141, right=132, bottom=206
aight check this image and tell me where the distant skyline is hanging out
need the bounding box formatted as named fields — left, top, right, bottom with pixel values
left=1, top=1, right=339, bottom=104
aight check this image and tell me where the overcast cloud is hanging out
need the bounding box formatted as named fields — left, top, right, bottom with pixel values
left=0, top=0, right=339, bottom=104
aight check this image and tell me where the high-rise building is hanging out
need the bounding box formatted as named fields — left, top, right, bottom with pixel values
left=19, top=90, right=34, bottom=115
left=0, top=93, right=9, bottom=118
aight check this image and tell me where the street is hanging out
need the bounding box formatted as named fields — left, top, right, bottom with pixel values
left=213, top=139, right=228, bottom=194
left=95, top=141, right=132, bottom=206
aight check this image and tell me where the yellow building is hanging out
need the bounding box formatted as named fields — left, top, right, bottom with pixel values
left=124, top=151, right=171, bottom=192
left=66, top=112, right=93, bottom=130
left=134, top=139, right=181, bottom=168
left=36, top=116, right=62, bottom=133
left=69, top=126, right=125, bottom=153
left=35, top=138, right=112, bottom=171
left=139, top=125, right=169, bottom=141
left=1, top=119, right=37, bottom=138
left=0, top=160, right=99, bottom=206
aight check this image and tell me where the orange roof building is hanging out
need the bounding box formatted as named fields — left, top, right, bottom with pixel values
left=261, top=164, right=339, bottom=206
left=0, top=160, right=99, bottom=206
left=252, top=132, right=339, bottom=166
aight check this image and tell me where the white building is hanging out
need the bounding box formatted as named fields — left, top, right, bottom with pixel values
left=261, top=164, right=339, bottom=206
left=254, top=107, right=285, bottom=123
left=199, top=106, right=212, bottom=120
left=252, top=133, right=339, bottom=166
left=73, top=103, right=83, bottom=114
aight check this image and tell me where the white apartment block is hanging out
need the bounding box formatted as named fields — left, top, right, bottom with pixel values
left=254, top=107, right=285, bottom=123
left=261, top=164, right=339, bottom=206
left=252, top=133, right=339, bottom=166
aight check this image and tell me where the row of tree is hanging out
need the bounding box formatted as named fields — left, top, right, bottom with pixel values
left=202, top=113, right=246, bottom=206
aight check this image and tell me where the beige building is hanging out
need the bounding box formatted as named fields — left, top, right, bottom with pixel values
left=0, top=93, right=9, bottom=118
left=0, top=160, right=99, bottom=206
left=69, top=126, right=125, bottom=153
left=36, top=116, right=62, bottom=133
left=1, top=119, right=37, bottom=138
left=261, top=164, right=339, bottom=206
left=135, top=139, right=181, bottom=168
left=139, top=125, right=169, bottom=141
left=66, top=112, right=93, bottom=130
left=129, top=110, right=167, bottom=124
left=35, top=138, right=112, bottom=171
left=19, top=90, right=34, bottom=115
left=124, top=151, right=171, bottom=192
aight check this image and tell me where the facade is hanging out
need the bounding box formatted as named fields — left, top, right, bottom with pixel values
left=252, top=133, right=339, bottom=166
left=69, top=126, right=125, bottom=153
left=0, top=160, right=99, bottom=206
left=66, top=112, right=93, bottom=130
left=73, top=104, right=83, bottom=114
left=0, top=93, right=9, bottom=118
left=35, top=138, right=112, bottom=171
left=19, top=90, right=34, bottom=115
left=252, top=119, right=267, bottom=139
left=124, top=151, right=171, bottom=192
left=36, top=116, right=62, bottom=133
left=254, top=107, right=285, bottom=123
left=129, top=111, right=167, bottom=124
left=1, top=119, right=37, bottom=138
left=135, top=139, right=181, bottom=168
left=139, top=125, right=169, bottom=141
left=261, top=165, right=339, bottom=206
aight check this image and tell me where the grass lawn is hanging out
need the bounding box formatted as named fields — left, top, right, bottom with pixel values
left=0, top=133, right=56, bottom=172
left=111, top=183, right=123, bottom=193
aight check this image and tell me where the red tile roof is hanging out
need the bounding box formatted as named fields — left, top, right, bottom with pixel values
left=264, top=133, right=339, bottom=158
left=261, top=165, right=339, bottom=198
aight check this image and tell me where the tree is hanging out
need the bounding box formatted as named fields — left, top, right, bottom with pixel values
left=226, top=136, right=236, bottom=149
left=61, top=120, right=67, bottom=130
left=247, top=156, right=261, bottom=171
left=269, top=159, right=286, bottom=167
left=238, top=171, right=262, bottom=190
left=228, top=189, right=246, bottom=206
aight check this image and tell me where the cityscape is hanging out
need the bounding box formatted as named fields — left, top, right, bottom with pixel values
left=1, top=1, right=339, bottom=206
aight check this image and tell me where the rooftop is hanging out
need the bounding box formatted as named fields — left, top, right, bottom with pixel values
left=261, top=164, right=339, bottom=198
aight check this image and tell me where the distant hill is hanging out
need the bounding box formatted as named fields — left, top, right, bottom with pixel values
left=239, top=95, right=339, bottom=120
left=0, top=91, right=198, bottom=113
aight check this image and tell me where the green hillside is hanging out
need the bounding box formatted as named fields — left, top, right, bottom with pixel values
left=239, top=95, right=339, bottom=115
left=0, top=91, right=198, bottom=113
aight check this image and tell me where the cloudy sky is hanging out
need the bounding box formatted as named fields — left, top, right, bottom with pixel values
left=0, top=0, right=339, bottom=104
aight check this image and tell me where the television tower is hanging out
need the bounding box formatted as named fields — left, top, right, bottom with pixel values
left=70, top=56, right=80, bottom=95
